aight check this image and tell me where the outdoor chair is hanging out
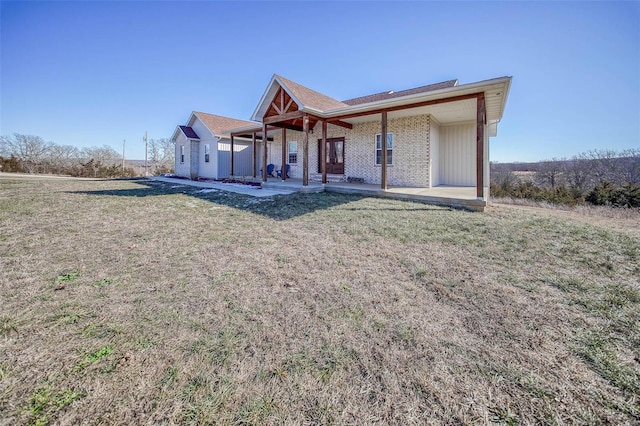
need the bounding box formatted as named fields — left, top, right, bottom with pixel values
left=260, top=164, right=275, bottom=177
left=277, top=164, right=291, bottom=179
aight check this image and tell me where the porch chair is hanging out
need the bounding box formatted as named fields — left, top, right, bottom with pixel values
left=277, top=164, right=291, bottom=179
left=260, top=164, right=275, bottom=177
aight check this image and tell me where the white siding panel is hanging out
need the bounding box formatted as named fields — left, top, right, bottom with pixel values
left=190, top=119, right=213, bottom=141
left=430, top=119, right=440, bottom=187
left=218, top=139, right=253, bottom=178
left=439, top=123, right=475, bottom=186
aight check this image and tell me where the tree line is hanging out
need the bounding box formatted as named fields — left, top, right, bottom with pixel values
left=491, top=149, right=640, bottom=208
left=0, top=133, right=174, bottom=178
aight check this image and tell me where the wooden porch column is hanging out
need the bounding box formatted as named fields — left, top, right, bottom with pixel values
left=281, top=128, right=287, bottom=181
left=262, top=123, right=268, bottom=182
left=476, top=93, right=485, bottom=198
left=381, top=111, right=388, bottom=190
left=321, top=120, right=327, bottom=184
left=303, top=114, right=309, bottom=186
left=230, top=134, right=235, bottom=176
left=252, top=132, right=257, bottom=178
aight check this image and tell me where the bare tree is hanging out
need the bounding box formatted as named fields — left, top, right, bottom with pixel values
left=148, top=138, right=174, bottom=174
left=47, top=144, right=80, bottom=174
left=562, top=154, right=593, bottom=192
left=81, top=145, right=121, bottom=166
left=586, top=149, right=623, bottom=184
left=619, top=148, right=640, bottom=184
left=535, top=158, right=565, bottom=188
left=0, top=133, right=53, bottom=173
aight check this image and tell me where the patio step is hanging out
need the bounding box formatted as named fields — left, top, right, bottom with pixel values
left=310, top=173, right=348, bottom=183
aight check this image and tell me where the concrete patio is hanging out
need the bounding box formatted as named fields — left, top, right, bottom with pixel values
left=261, top=178, right=486, bottom=211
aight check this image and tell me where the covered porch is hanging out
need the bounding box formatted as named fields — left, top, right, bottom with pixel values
left=260, top=178, right=485, bottom=211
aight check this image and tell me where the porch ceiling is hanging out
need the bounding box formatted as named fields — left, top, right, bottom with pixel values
left=343, top=98, right=477, bottom=125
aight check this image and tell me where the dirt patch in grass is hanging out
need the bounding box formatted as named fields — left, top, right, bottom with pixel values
left=1, top=175, right=639, bottom=424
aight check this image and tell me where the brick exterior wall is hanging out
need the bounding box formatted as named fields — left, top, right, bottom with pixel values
left=269, top=114, right=431, bottom=187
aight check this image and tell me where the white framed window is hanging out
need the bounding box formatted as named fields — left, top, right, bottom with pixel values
left=288, top=141, right=298, bottom=164
left=375, top=133, right=393, bottom=165
left=180, top=145, right=185, bottom=164
left=204, top=144, right=210, bottom=163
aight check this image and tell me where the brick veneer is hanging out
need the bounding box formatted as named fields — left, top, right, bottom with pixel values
left=269, top=114, right=431, bottom=187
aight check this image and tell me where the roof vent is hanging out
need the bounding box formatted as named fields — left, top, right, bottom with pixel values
left=388, top=91, right=394, bottom=94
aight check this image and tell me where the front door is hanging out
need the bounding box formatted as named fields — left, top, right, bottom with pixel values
left=318, top=137, right=344, bottom=174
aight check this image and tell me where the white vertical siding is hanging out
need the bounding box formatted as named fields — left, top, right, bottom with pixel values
left=218, top=138, right=253, bottom=178
left=438, top=123, right=475, bottom=186
left=429, top=119, right=440, bottom=187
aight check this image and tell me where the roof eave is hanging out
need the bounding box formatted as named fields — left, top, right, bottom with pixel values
left=323, top=76, right=512, bottom=120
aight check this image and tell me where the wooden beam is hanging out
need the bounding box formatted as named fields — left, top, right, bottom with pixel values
left=476, top=94, right=485, bottom=199
left=271, top=101, right=282, bottom=115
left=280, top=88, right=285, bottom=111
left=327, top=92, right=484, bottom=121
left=230, top=134, right=234, bottom=177
left=284, top=97, right=294, bottom=113
left=263, top=110, right=305, bottom=125
left=328, top=120, right=353, bottom=130
left=281, top=128, right=287, bottom=181
left=381, top=111, right=387, bottom=190
left=321, top=121, right=327, bottom=184
left=303, top=114, right=309, bottom=186
left=252, top=132, right=256, bottom=178
left=262, top=123, right=268, bottom=182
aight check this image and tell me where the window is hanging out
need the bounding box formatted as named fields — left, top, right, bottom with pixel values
left=204, top=144, right=210, bottom=163
left=288, top=141, right=298, bottom=164
left=375, top=133, right=393, bottom=165
left=180, top=145, right=185, bottom=164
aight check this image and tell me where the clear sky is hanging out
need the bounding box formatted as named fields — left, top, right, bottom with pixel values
left=1, top=1, right=638, bottom=162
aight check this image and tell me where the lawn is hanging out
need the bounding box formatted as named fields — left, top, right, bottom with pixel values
left=1, top=176, right=639, bottom=425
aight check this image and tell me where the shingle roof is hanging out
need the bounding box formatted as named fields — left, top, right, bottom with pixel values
left=341, top=79, right=459, bottom=106
left=276, top=75, right=350, bottom=111
left=179, top=126, right=199, bottom=139
left=193, top=112, right=257, bottom=136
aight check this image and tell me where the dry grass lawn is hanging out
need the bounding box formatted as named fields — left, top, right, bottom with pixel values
left=1, top=176, right=639, bottom=425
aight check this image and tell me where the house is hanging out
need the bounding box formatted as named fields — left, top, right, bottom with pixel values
left=173, top=74, right=511, bottom=209
left=171, top=111, right=265, bottom=179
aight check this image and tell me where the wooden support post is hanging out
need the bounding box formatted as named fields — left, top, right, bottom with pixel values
left=262, top=123, right=268, bottom=182
left=476, top=94, right=485, bottom=199
left=321, top=120, right=327, bottom=184
left=381, top=111, right=388, bottom=190
left=281, top=128, right=287, bottom=181
left=303, top=114, right=309, bottom=186
left=252, top=132, right=257, bottom=178
left=230, top=134, right=235, bottom=177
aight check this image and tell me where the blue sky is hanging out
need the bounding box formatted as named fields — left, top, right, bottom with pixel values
left=1, top=1, right=638, bottom=162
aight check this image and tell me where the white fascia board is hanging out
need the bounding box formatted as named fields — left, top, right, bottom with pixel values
left=251, top=74, right=280, bottom=121
left=170, top=125, right=182, bottom=142
left=322, top=76, right=512, bottom=120
left=497, top=77, right=512, bottom=121
left=273, top=75, right=304, bottom=112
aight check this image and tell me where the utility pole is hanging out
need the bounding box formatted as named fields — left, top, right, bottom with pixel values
left=144, top=131, right=148, bottom=176
left=122, top=139, right=126, bottom=171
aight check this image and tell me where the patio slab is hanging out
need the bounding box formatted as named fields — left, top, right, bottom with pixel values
left=151, top=176, right=295, bottom=197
